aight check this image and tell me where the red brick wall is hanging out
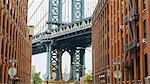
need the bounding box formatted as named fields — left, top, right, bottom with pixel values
left=0, top=0, right=31, bottom=83
left=147, top=0, right=150, bottom=76
left=93, top=0, right=150, bottom=84
left=92, top=0, right=109, bottom=83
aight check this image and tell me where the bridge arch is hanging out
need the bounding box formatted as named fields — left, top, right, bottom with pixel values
left=61, top=51, right=71, bottom=81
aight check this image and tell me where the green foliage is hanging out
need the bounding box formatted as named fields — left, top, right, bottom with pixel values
left=32, top=72, right=42, bottom=84
left=83, top=74, right=92, bottom=83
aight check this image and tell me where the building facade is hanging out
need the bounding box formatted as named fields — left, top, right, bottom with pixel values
left=92, top=0, right=109, bottom=83
left=93, top=0, right=150, bottom=84
left=0, top=0, right=32, bottom=84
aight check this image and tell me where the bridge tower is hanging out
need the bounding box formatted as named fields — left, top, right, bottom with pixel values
left=46, top=0, right=85, bottom=80
left=72, top=0, right=84, bottom=22
left=44, top=0, right=62, bottom=80
left=47, top=0, right=62, bottom=30
left=45, top=0, right=85, bottom=81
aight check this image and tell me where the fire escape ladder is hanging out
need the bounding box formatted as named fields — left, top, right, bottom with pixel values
left=124, top=0, right=139, bottom=52
left=128, top=21, right=134, bottom=40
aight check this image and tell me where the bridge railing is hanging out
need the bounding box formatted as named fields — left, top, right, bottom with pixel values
left=51, top=17, right=92, bottom=38
left=32, top=32, right=50, bottom=44
left=32, top=17, right=92, bottom=44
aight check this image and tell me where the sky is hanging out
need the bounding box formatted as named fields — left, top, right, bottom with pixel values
left=28, top=0, right=97, bottom=79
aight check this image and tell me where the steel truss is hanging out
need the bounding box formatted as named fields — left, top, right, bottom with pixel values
left=48, top=0, right=62, bottom=29
left=69, top=48, right=85, bottom=80
left=72, top=0, right=84, bottom=22
left=47, top=0, right=85, bottom=81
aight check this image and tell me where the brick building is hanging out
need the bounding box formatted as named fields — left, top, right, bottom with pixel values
left=92, top=0, right=109, bottom=83
left=92, top=0, right=150, bottom=84
left=0, top=0, right=32, bottom=84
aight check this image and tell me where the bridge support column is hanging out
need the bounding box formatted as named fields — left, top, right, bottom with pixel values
left=79, top=49, right=85, bottom=77
left=69, top=48, right=85, bottom=80
left=74, top=48, right=85, bottom=80
left=57, top=49, right=63, bottom=80
left=51, top=49, right=59, bottom=80
left=50, top=48, right=63, bottom=80
left=69, top=49, right=76, bottom=80
left=46, top=42, right=51, bottom=80
left=71, top=0, right=84, bottom=22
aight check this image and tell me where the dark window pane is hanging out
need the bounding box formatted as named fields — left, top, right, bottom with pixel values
left=144, top=20, right=147, bottom=38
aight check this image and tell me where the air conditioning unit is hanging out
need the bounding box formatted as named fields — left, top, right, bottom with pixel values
left=136, top=43, right=140, bottom=47
left=120, top=25, right=124, bottom=30
left=142, top=38, right=147, bottom=44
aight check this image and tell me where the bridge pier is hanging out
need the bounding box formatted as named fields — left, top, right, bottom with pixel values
left=45, top=42, right=51, bottom=80
left=50, top=47, right=86, bottom=81
left=69, top=48, right=85, bottom=80
left=69, top=48, right=76, bottom=80
left=74, top=48, right=85, bottom=80
left=79, top=49, right=85, bottom=77
left=50, top=48, right=64, bottom=80
left=57, top=49, right=63, bottom=80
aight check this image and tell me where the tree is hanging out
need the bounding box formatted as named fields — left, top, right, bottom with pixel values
left=32, top=72, right=42, bottom=84
left=83, top=74, right=92, bottom=84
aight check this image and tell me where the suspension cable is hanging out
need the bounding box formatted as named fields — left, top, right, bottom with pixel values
left=28, top=0, right=34, bottom=9
left=62, top=0, right=67, bottom=4
left=68, top=0, right=69, bottom=22
left=35, top=0, right=67, bottom=34
left=28, top=0, right=45, bottom=22
left=35, top=11, right=49, bottom=28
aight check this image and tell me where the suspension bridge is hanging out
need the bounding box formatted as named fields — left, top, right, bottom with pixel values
left=29, top=0, right=95, bottom=81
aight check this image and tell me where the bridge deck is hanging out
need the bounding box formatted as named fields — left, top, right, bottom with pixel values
left=32, top=17, right=92, bottom=55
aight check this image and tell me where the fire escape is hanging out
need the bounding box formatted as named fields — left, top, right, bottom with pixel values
left=121, top=0, right=141, bottom=69
left=123, top=0, right=139, bottom=54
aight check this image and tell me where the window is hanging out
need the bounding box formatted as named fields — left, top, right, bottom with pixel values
left=6, top=20, right=9, bottom=33
left=6, top=0, right=8, bottom=4
left=143, top=20, right=147, bottom=38
left=6, top=0, right=9, bottom=9
left=129, top=0, right=133, bottom=9
left=136, top=26, right=139, bottom=42
left=10, top=9, right=12, bottom=16
left=131, top=58, right=134, bottom=80
left=16, top=0, right=19, bottom=6
left=143, top=0, right=146, bottom=9
left=0, top=11, right=1, bottom=33
left=2, top=15, right=4, bottom=33
left=0, top=65, right=2, bottom=82
left=117, top=18, right=119, bottom=32
left=137, top=50, right=140, bottom=80
left=118, top=40, right=120, bottom=55
left=3, top=0, right=5, bottom=4
left=144, top=54, right=148, bottom=77
left=1, top=40, right=4, bottom=55
left=114, top=43, right=116, bottom=57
